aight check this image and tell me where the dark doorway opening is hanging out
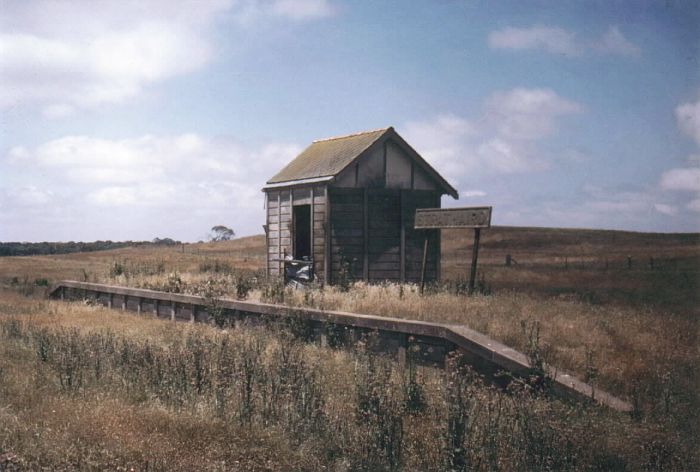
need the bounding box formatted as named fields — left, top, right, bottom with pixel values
left=293, top=205, right=311, bottom=260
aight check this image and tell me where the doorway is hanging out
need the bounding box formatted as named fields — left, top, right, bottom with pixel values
left=293, top=204, right=311, bottom=260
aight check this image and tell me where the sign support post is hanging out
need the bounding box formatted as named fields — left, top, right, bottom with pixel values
left=469, top=228, right=481, bottom=293
left=420, top=236, right=429, bottom=294
left=414, top=206, right=492, bottom=295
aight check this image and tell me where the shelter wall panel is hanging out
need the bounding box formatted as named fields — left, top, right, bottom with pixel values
left=268, top=223, right=279, bottom=232
left=331, top=244, right=363, bottom=254
left=280, top=229, right=291, bottom=239
left=279, top=213, right=292, bottom=223
left=292, top=188, right=311, bottom=203
left=280, top=205, right=291, bottom=215
left=413, top=170, right=437, bottom=191
left=332, top=228, right=363, bottom=238
left=331, top=261, right=363, bottom=279
left=331, top=245, right=363, bottom=255
left=367, top=262, right=402, bottom=271
left=267, top=230, right=279, bottom=240
left=367, top=227, right=399, bottom=238
left=368, top=253, right=401, bottom=264
left=368, top=270, right=400, bottom=280
left=267, top=207, right=279, bottom=217
left=331, top=218, right=363, bottom=229
left=266, top=191, right=279, bottom=205
left=356, top=146, right=384, bottom=187
left=368, top=240, right=400, bottom=253
left=386, top=140, right=413, bottom=189
left=331, top=203, right=363, bottom=213
left=329, top=190, right=363, bottom=204
left=334, top=168, right=356, bottom=187
left=331, top=210, right=362, bottom=220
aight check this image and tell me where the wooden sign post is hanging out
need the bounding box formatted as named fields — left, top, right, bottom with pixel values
left=414, top=206, right=492, bottom=294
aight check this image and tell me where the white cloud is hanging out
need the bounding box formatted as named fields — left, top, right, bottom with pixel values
left=595, top=26, right=641, bottom=56
left=4, top=186, right=54, bottom=207
left=654, top=203, right=678, bottom=216
left=488, top=26, right=580, bottom=55
left=484, top=88, right=582, bottom=141
left=462, top=190, right=486, bottom=198
left=403, top=88, right=581, bottom=183
left=2, top=133, right=301, bottom=239
left=655, top=97, right=700, bottom=218
left=488, top=25, right=640, bottom=57
left=660, top=167, right=700, bottom=192
left=42, top=104, right=75, bottom=119
left=475, top=138, right=541, bottom=173
left=0, top=0, right=334, bottom=115
left=675, top=98, right=700, bottom=147
left=88, top=187, right=139, bottom=206
left=269, top=0, right=335, bottom=20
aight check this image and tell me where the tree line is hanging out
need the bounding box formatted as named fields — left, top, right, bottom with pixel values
left=0, top=238, right=181, bottom=257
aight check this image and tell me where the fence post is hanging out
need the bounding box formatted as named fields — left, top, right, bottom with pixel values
left=170, top=302, right=176, bottom=321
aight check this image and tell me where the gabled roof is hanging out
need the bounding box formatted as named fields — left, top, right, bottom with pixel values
left=264, top=126, right=458, bottom=198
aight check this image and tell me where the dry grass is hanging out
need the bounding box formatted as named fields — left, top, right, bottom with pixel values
left=276, top=283, right=697, bottom=399
left=1, top=295, right=694, bottom=471
left=0, top=227, right=698, bottom=470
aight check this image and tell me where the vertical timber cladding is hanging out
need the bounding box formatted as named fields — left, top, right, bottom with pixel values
left=266, top=190, right=280, bottom=277
left=264, top=189, right=292, bottom=277
left=330, top=187, right=365, bottom=281
left=266, top=186, right=326, bottom=280
left=329, top=188, right=439, bottom=283
left=367, top=189, right=401, bottom=281
left=312, top=186, right=327, bottom=281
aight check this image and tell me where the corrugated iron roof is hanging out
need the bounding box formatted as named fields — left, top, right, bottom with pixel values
left=266, top=128, right=389, bottom=184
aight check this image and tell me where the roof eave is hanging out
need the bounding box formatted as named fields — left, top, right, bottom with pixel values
left=262, top=175, right=335, bottom=191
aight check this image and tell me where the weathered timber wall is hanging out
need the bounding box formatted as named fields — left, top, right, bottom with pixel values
left=49, top=281, right=631, bottom=412
left=329, top=188, right=440, bottom=283
left=266, top=185, right=327, bottom=281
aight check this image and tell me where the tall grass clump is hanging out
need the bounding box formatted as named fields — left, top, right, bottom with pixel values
left=1, top=312, right=696, bottom=471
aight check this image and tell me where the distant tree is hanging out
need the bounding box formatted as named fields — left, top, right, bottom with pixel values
left=210, top=225, right=235, bottom=241
left=152, top=237, right=179, bottom=246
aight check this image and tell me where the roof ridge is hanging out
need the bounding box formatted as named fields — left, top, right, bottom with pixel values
left=312, top=126, right=392, bottom=143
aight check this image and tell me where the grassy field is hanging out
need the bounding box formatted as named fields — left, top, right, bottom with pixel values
left=0, top=226, right=698, bottom=470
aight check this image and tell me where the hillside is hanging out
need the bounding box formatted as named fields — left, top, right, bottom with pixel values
left=2, top=226, right=697, bottom=312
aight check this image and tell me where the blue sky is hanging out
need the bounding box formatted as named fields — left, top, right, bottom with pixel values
left=1, top=0, right=698, bottom=242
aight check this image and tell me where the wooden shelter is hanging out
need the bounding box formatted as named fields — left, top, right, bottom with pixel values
left=262, top=127, right=458, bottom=284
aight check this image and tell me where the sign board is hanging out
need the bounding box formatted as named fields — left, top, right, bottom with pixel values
left=414, top=207, right=492, bottom=229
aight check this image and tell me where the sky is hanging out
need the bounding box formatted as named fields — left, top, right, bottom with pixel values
left=1, top=0, right=699, bottom=242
